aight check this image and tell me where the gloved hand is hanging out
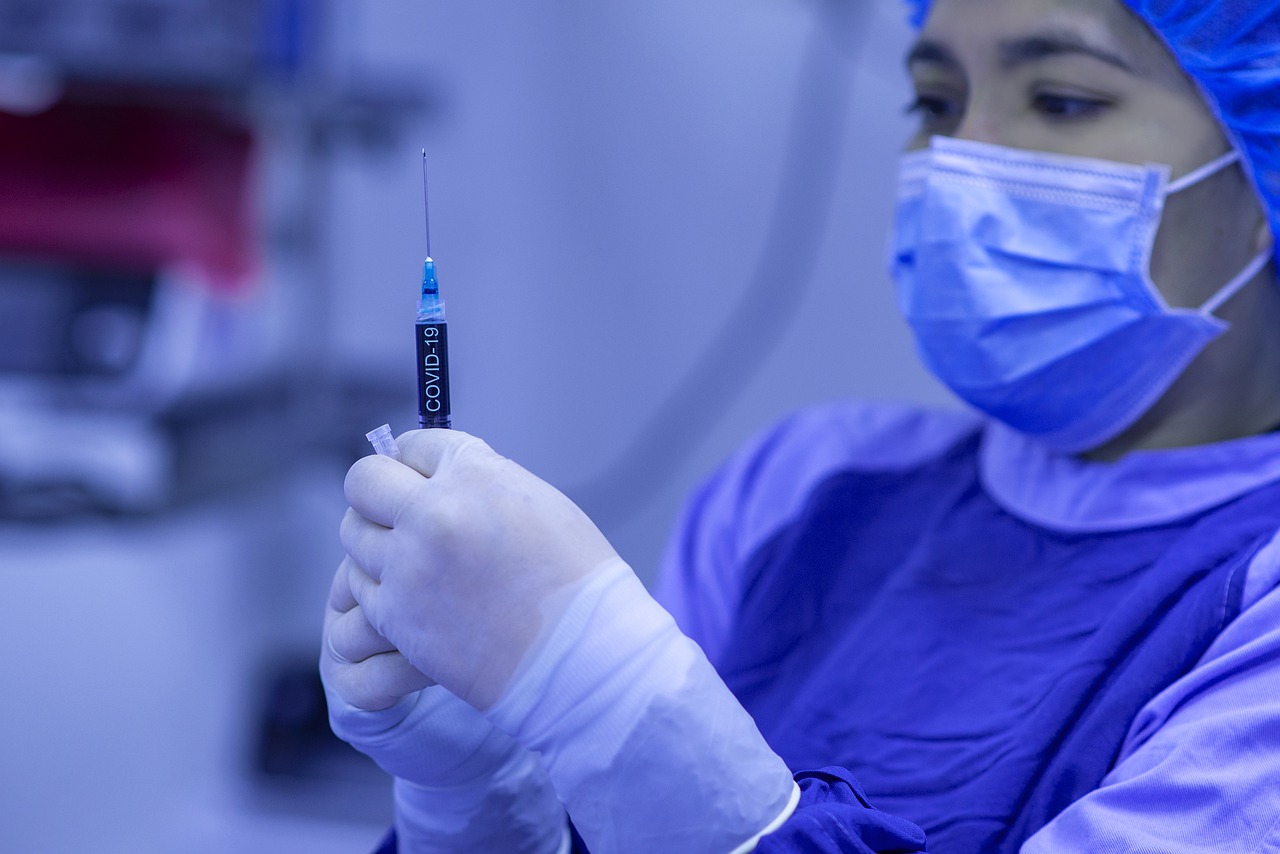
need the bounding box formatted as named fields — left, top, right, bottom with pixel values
left=340, top=429, right=618, bottom=711
left=321, top=555, right=568, bottom=853
left=341, top=429, right=799, bottom=854
left=323, top=555, right=431, bottom=706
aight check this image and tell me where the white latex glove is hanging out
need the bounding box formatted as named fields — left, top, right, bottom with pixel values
left=341, top=429, right=617, bottom=710
left=341, top=429, right=798, bottom=854
left=321, top=555, right=568, bottom=853
left=322, top=556, right=433, bottom=714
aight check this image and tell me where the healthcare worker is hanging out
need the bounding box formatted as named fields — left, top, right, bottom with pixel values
left=321, top=0, right=1280, bottom=851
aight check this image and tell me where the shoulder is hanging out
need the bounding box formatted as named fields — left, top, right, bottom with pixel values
left=716, top=400, right=982, bottom=560
left=655, top=400, right=981, bottom=656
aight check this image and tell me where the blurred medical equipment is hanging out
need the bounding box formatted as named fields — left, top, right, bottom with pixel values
left=0, top=0, right=427, bottom=518
left=417, top=150, right=452, bottom=430
left=0, top=100, right=258, bottom=515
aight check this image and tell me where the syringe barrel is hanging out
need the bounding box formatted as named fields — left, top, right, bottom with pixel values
left=416, top=320, right=452, bottom=429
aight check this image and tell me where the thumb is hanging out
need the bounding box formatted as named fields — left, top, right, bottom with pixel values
left=397, top=428, right=495, bottom=479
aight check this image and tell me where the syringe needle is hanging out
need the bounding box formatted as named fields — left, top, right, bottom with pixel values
left=422, top=149, right=432, bottom=260
left=416, top=149, right=450, bottom=430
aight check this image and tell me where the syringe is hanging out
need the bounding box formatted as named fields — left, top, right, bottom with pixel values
left=417, top=150, right=452, bottom=429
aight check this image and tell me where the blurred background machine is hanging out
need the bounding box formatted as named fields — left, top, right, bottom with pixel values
left=0, top=0, right=423, bottom=516
left=0, top=1, right=425, bottom=850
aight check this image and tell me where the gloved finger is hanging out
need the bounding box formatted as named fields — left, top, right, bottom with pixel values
left=396, top=427, right=495, bottom=480
left=328, top=603, right=397, bottom=664
left=343, top=453, right=430, bottom=529
left=340, top=507, right=393, bottom=582
left=328, top=650, right=435, bottom=712
left=328, top=556, right=359, bottom=614
left=347, top=557, right=383, bottom=616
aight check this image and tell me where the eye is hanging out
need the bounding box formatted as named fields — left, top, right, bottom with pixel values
left=906, top=93, right=963, bottom=132
left=1032, top=92, right=1111, bottom=120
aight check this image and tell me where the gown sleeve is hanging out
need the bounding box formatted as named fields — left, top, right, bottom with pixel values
left=755, top=768, right=927, bottom=853
left=1018, top=531, right=1280, bottom=853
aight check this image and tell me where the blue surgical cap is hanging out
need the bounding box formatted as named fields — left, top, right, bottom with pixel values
left=902, top=0, right=1280, bottom=249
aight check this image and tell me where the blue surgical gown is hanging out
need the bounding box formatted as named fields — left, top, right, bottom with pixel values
left=656, top=401, right=1280, bottom=852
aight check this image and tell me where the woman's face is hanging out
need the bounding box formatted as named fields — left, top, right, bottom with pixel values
left=905, top=0, right=1270, bottom=311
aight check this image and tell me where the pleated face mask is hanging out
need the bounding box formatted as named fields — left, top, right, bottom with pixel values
left=889, top=136, right=1271, bottom=454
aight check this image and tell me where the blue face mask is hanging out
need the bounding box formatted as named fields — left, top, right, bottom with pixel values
left=889, top=136, right=1273, bottom=454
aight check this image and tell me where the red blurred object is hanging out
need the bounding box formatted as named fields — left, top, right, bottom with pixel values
left=0, top=99, right=257, bottom=291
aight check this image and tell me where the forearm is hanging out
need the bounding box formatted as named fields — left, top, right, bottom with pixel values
left=323, top=659, right=568, bottom=853
left=485, top=558, right=797, bottom=854
left=393, top=748, right=569, bottom=854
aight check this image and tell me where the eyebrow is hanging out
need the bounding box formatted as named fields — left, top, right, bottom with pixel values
left=906, top=30, right=1136, bottom=75
left=1000, top=31, right=1136, bottom=72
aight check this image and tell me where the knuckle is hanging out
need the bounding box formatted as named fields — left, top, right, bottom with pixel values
left=343, top=456, right=376, bottom=502
left=455, top=432, right=492, bottom=455
left=330, top=664, right=376, bottom=712
left=339, top=508, right=362, bottom=549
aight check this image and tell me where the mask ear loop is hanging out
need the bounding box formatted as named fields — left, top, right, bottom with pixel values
left=1200, top=242, right=1275, bottom=316
left=1160, top=148, right=1270, bottom=317
left=1166, top=149, right=1241, bottom=194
